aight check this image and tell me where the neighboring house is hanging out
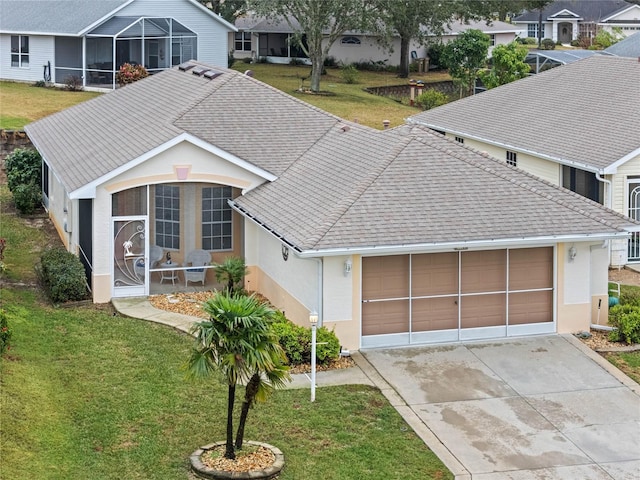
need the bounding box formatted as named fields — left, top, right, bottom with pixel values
left=231, top=14, right=522, bottom=66
left=0, top=0, right=235, bottom=89
left=24, top=61, right=638, bottom=350
left=409, top=55, right=640, bottom=267
left=604, top=30, right=640, bottom=56
left=513, top=0, right=640, bottom=44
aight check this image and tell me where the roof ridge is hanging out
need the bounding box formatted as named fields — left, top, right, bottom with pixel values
left=410, top=129, right=638, bottom=231
left=305, top=132, right=412, bottom=248
left=171, top=68, right=236, bottom=125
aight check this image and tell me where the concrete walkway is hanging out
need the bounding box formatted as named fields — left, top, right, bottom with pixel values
left=112, top=297, right=640, bottom=479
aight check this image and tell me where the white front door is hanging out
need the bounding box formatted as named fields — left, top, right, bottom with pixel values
left=628, top=181, right=640, bottom=262
left=112, top=217, right=149, bottom=297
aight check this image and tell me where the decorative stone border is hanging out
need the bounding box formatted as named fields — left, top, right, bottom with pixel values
left=190, top=441, right=284, bottom=480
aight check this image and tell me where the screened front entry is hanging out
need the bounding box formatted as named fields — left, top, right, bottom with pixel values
left=361, top=247, right=555, bottom=348
left=111, top=183, right=241, bottom=297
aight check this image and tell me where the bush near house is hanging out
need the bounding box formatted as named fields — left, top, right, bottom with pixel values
left=608, top=303, right=640, bottom=344
left=415, top=89, right=448, bottom=110
left=0, top=309, right=12, bottom=354
left=272, top=311, right=340, bottom=365
left=12, top=183, right=41, bottom=215
left=5, top=148, right=42, bottom=214
left=540, top=38, right=556, bottom=50
left=39, top=247, right=88, bottom=303
left=116, top=63, right=148, bottom=86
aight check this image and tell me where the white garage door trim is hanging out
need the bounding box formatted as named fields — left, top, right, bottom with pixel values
left=361, top=247, right=556, bottom=348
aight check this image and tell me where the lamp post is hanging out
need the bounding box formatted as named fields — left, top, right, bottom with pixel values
left=309, top=311, right=318, bottom=402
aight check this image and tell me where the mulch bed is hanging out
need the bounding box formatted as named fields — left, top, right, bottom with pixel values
left=201, top=444, right=274, bottom=473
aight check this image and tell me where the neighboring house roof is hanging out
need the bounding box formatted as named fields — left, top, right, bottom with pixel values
left=408, top=56, right=640, bottom=173
left=513, top=0, right=633, bottom=23
left=0, top=0, right=235, bottom=36
left=0, top=0, right=131, bottom=35
left=26, top=61, right=637, bottom=255
left=526, top=49, right=600, bottom=64
left=25, top=64, right=342, bottom=195
left=443, top=19, right=523, bottom=35
left=604, top=31, right=640, bottom=57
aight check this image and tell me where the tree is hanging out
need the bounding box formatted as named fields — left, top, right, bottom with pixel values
left=187, top=292, right=290, bottom=459
left=478, top=41, right=529, bottom=89
left=374, top=0, right=495, bottom=79
left=248, top=0, right=374, bottom=92
left=442, top=29, right=491, bottom=98
left=198, top=0, right=247, bottom=23
left=215, top=256, right=248, bottom=294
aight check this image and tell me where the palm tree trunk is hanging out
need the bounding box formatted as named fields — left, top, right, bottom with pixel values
left=235, top=373, right=261, bottom=449
left=225, top=384, right=236, bottom=459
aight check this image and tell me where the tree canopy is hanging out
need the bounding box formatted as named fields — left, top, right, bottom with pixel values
left=478, top=41, right=530, bottom=89
left=248, top=0, right=374, bottom=92
left=442, top=29, right=491, bottom=98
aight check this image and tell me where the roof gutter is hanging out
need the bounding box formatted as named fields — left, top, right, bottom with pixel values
left=406, top=118, right=606, bottom=174
left=293, top=233, right=635, bottom=258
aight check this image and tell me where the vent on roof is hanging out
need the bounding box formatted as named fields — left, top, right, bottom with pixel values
left=178, top=62, right=196, bottom=71
left=191, top=66, right=209, bottom=76
left=203, top=70, right=222, bottom=80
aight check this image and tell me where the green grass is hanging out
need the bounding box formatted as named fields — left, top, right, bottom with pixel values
left=0, top=194, right=451, bottom=479
left=0, top=288, right=451, bottom=480
left=0, top=81, right=101, bottom=130
left=231, top=63, right=452, bottom=129
left=603, top=351, right=640, bottom=384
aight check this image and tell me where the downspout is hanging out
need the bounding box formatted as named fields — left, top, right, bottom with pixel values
left=310, top=257, right=323, bottom=327
left=595, top=173, right=613, bottom=263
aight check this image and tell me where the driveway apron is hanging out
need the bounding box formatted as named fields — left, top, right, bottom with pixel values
left=362, top=335, right=640, bottom=479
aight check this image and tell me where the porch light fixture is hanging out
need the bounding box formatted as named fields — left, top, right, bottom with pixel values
left=569, top=245, right=577, bottom=262
left=309, top=311, right=318, bottom=402
left=344, top=258, right=352, bottom=276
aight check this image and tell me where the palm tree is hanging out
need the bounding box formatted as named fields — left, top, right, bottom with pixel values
left=215, top=256, right=248, bottom=294
left=187, top=291, right=289, bottom=460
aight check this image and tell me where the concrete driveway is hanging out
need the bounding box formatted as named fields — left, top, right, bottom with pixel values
left=361, top=335, right=640, bottom=479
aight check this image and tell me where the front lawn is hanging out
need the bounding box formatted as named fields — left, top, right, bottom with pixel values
left=0, top=288, right=451, bottom=480
left=0, top=81, right=101, bottom=130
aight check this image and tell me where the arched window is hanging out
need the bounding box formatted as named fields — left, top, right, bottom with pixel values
left=341, top=36, right=361, bottom=45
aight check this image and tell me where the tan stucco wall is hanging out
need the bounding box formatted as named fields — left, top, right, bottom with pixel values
left=448, top=135, right=561, bottom=185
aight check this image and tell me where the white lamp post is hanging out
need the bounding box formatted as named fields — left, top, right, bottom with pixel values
left=309, top=311, right=318, bottom=402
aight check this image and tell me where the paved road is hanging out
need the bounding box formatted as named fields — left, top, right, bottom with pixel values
left=362, top=335, right=640, bottom=479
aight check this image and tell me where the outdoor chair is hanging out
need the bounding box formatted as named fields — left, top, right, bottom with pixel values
left=134, top=245, right=164, bottom=278
left=183, top=249, right=211, bottom=287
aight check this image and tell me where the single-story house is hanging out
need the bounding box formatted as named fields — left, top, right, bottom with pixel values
left=24, top=62, right=638, bottom=350
left=0, top=0, right=235, bottom=89
left=231, top=14, right=522, bottom=66
left=409, top=55, right=640, bottom=268
left=513, top=0, right=640, bottom=44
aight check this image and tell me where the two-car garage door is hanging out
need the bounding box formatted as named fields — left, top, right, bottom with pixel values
left=361, top=247, right=554, bottom=348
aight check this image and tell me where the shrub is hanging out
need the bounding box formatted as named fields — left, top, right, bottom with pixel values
left=0, top=309, right=12, bottom=355
left=228, top=50, right=236, bottom=68
left=5, top=148, right=42, bottom=193
left=426, top=42, right=446, bottom=69
left=540, top=38, right=556, bottom=50
left=12, top=182, right=41, bottom=214
left=524, top=37, right=537, bottom=45
left=323, top=56, right=337, bottom=67
left=242, top=57, right=252, bottom=64
left=289, top=57, right=306, bottom=66
left=340, top=64, right=359, bottom=84
left=619, top=287, right=640, bottom=307
left=40, top=247, right=88, bottom=303
left=64, top=75, right=83, bottom=91
left=215, top=256, right=247, bottom=294
left=116, top=63, right=148, bottom=86
left=415, top=89, right=448, bottom=110
left=608, top=304, right=640, bottom=344
left=351, top=60, right=387, bottom=72
left=272, top=315, right=340, bottom=365
left=33, top=80, right=46, bottom=88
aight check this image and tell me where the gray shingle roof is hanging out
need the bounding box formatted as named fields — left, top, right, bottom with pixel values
left=513, top=0, right=632, bottom=23
left=233, top=125, right=636, bottom=253
left=26, top=60, right=637, bottom=253
left=605, top=31, right=640, bottom=57
left=408, top=56, right=640, bottom=172
left=0, top=1, right=129, bottom=35
left=25, top=64, right=342, bottom=194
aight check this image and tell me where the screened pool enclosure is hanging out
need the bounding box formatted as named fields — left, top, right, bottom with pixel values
left=55, top=16, right=197, bottom=89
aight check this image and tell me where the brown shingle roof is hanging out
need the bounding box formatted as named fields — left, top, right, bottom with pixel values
left=409, top=56, right=640, bottom=172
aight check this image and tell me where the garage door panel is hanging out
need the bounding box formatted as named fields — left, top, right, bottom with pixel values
left=412, top=297, right=458, bottom=331
left=461, top=294, right=506, bottom=328
left=362, top=300, right=409, bottom=335
left=362, top=256, right=409, bottom=300
left=509, top=291, right=553, bottom=325
left=461, top=250, right=506, bottom=294
left=412, top=252, right=458, bottom=296
left=510, top=247, right=553, bottom=291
